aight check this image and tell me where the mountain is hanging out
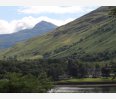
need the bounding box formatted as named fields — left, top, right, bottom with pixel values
left=1, top=6, right=116, bottom=61
left=0, top=21, right=57, bottom=49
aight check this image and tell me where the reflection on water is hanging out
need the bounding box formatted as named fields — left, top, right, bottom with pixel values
left=48, top=85, right=116, bottom=93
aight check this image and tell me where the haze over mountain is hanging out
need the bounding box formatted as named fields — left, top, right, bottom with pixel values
left=0, top=21, right=57, bottom=49
left=0, top=6, right=116, bottom=61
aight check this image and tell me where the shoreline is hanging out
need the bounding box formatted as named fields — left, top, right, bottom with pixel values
left=56, top=81, right=116, bottom=86
left=55, top=84, right=116, bottom=87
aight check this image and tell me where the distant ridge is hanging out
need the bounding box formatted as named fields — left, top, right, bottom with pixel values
left=0, top=21, right=57, bottom=49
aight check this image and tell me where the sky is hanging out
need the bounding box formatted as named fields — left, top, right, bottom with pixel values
left=0, top=6, right=99, bottom=34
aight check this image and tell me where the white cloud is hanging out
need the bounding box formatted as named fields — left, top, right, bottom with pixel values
left=0, top=6, right=98, bottom=34
left=0, top=16, right=75, bottom=34
left=18, top=6, right=83, bottom=14
left=18, top=6, right=96, bottom=14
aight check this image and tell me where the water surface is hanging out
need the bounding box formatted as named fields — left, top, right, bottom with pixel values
left=48, top=85, right=116, bottom=93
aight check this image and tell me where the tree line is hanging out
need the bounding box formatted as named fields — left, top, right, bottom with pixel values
left=0, top=54, right=116, bottom=93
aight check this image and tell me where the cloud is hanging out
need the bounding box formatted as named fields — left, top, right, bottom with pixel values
left=0, top=6, right=98, bottom=34
left=18, top=6, right=96, bottom=14
left=0, top=16, right=75, bottom=34
left=0, top=20, right=16, bottom=34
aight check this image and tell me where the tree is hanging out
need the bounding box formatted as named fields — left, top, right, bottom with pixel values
left=93, top=64, right=101, bottom=78
left=67, top=59, right=78, bottom=77
left=101, top=65, right=110, bottom=78
left=110, top=61, right=116, bottom=80
left=76, top=62, right=89, bottom=78
left=0, top=72, right=53, bottom=93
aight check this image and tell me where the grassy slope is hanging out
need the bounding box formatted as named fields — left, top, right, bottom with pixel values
left=0, top=6, right=116, bottom=60
left=52, top=19, right=116, bottom=58
left=57, top=78, right=116, bottom=84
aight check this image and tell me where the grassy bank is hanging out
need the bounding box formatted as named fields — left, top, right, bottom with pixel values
left=57, top=78, right=116, bottom=85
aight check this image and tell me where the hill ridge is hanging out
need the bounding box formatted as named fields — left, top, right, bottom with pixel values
left=0, top=6, right=116, bottom=61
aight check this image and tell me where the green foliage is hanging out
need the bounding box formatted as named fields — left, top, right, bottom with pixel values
left=0, top=72, right=53, bottom=93
left=0, top=57, right=115, bottom=92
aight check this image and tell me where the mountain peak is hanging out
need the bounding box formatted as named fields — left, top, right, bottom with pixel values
left=0, top=21, right=57, bottom=49
left=33, top=21, right=57, bottom=29
left=39, top=20, right=49, bottom=23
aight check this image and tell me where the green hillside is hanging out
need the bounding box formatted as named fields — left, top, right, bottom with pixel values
left=0, top=6, right=116, bottom=61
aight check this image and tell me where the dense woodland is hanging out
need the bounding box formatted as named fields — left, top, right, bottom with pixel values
left=0, top=56, right=116, bottom=92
